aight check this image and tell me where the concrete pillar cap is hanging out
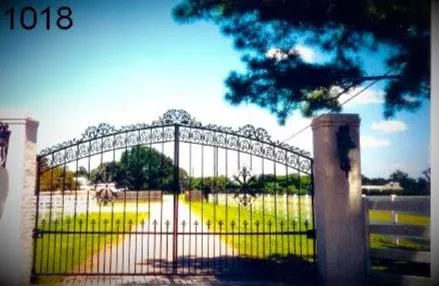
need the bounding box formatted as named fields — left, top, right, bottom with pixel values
left=311, top=114, right=360, bottom=130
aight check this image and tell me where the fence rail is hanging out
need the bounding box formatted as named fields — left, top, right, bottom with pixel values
left=364, top=195, right=431, bottom=284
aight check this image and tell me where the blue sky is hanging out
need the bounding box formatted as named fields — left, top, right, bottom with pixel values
left=0, top=0, right=430, bottom=178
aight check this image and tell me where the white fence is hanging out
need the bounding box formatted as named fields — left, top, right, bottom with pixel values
left=364, top=195, right=431, bottom=285
left=208, top=193, right=313, bottom=219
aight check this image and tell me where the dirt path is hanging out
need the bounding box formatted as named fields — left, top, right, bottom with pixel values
left=84, top=195, right=235, bottom=274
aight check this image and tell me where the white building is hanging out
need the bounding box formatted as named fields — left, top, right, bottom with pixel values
left=362, top=181, right=403, bottom=194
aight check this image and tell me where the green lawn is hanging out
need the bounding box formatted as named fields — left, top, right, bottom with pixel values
left=35, top=211, right=148, bottom=274
left=368, top=210, right=430, bottom=276
left=185, top=198, right=315, bottom=261
left=368, top=210, right=430, bottom=251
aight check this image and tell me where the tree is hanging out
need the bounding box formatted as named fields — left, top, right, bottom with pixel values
left=76, top=166, right=89, bottom=178
left=117, top=146, right=187, bottom=191
left=173, top=0, right=430, bottom=123
left=89, top=162, right=122, bottom=186
left=389, top=169, right=429, bottom=195
left=39, top=167, right=79, bottom=192
left=422, top=167, right=431, bottom=184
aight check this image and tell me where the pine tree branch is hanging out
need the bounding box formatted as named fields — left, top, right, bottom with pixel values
left=358, top=75, right=403, bottom=81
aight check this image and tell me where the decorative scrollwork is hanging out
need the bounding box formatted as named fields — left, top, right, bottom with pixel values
left=0, top=122, right=11, bottom=168
left=94, top=184, right=118, bottom=206
left=82, top=123, right=116, bottom=141
left=153, top=109, right=201, bottom=126
left=39, top=109, right=313, bottom=173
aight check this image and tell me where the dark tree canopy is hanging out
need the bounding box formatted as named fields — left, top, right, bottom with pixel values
left=173, top=0, right=430, bottom=123
left=362, top=169, right=430, bottom=195
left=89, top=146, right=188, bottom=191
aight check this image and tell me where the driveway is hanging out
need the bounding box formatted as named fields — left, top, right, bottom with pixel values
left=85, top=194, right=235, bottom=275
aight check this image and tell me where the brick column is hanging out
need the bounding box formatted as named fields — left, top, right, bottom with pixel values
left=0, top=110, right=39, bottom=285
left=312, top=114, right=366, bottom=285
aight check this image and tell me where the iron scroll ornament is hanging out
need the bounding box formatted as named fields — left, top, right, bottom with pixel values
left=0, top=123, right=11, bottom=168
left=229, top=166, right=259, bottom=208
left=39, top=109, right=312, bottom=173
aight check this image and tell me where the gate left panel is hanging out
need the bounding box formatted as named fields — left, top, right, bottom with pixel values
left=32, top=124, right=177, bottom=278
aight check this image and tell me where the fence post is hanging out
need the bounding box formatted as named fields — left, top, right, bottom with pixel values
left=312, top=114, right=366, bottom=285
left=0, top=110, right=39, bottom=285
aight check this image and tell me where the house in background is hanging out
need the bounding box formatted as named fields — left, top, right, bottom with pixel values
left=362, top=181, right=403, bottom=195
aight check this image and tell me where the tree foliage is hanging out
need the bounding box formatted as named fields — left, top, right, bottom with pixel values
left=39, top=167, right=79, bottom=192
left=189, top=174, right=311, bottom=195
left=89, top=162, right=122, bottom=186
left=173, top=0, right=430, bottom=123
left=362, top=168, right=430, bottom=195
left=89, top=146, right=188, bottom=191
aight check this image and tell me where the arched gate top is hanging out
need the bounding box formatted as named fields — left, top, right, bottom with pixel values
left=39, top=109, right=313, bottom=173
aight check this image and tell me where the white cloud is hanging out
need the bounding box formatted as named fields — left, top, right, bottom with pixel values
left=266, top=45, right=315, bottom=63
left=361, top=135, right=391, bottom=148
left=336, top=86, right=384, bottom=105
left=266, top=48, right=289, bottom=61
left=295, top=45, right=315, bottom=63
left=371, top=120, right=407, bottom=133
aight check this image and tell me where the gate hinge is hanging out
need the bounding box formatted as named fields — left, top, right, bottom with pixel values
left=306, top=229, right=316, bottom=239
left=32, top=229, right=43, bottom=239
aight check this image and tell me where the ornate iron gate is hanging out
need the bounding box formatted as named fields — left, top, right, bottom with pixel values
left=31, top=110, right=315, bottom=280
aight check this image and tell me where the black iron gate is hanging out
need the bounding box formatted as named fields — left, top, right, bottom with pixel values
left=31, top=109, right=315, bottom=280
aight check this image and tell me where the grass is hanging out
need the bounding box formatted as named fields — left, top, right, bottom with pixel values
left=368, top=210, right=430, bottom=276
left=34, top=210, right=148, bottom=275
left=184, top=197, right=315, bottom=261
left=369, top=210, right=430, bottom=226
left=368, top=210, right=430, bottom=251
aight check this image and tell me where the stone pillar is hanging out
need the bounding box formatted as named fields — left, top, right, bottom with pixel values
left=312, top=114, right=366, bottom=285
left=0, top=110, right=39, bottom=285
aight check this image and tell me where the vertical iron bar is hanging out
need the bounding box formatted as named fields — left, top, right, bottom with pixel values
left=213, top=144, right=217, bottom=273
left=128, top=220, right=132, bottom=273
left=84, top=143, right=91, bottom=274
left=147, top=128, right=152, bottom=274
left=116, top=220, right=120, bottom=273
left=249, top=152, right=253, bottom=259
left=97, top=138, right=104, bottom=274
left=65, top=217, right=70, bottom=273
left=160, top=127, right=165, bottom=273
left=188, top=133, right=192, bottom=273
left=286, top=162, right=290, bottom=255
left=237, top=138, right=242, bottom=273
left=134, top=131, right=141, bottom=274
left=172, top=125, right=180, bottom=273
left=141, top=220, right=145, bottom=274
left=274, top=157, right=278, bottom=255
left=262, top=153, right=266, bottom=259
left=310, top=161, right=317, bottom=265
left=110, top=137, right=116, bottom=274
left=57, top=159, right=67, bottom=273
left=78, top=217, right=83, bottom=274
left=72, top=144, right=80, bottom=273
left=46, top=162, right=54, bottom=273
left=194, top=222, right=198, bottom=274
left=225, top=143, right=229, bottom=270
left=121, top=135, right=128, bottom=274
left=182, top=221, right=185, bottom=274
left=31, top=156, right=41, bottom=282
left=298, top=164, right=303, bottom=259
left=165, top=221, right=169, bottom=274
left=201, top=144, right=204, bottom=265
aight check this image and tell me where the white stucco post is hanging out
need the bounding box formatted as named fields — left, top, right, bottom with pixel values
left=0, top=111, right=39, bottom=285
left=312, top=114, right=366, bottom=285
